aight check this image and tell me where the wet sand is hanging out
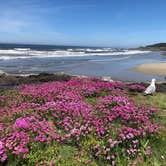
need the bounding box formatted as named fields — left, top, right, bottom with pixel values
left=133, top=63, right=166, bottom=76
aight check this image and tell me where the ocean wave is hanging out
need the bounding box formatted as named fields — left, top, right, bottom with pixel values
left=0, top=49, right=151, bottom=60
left=14, top=48, right=31, bottom=51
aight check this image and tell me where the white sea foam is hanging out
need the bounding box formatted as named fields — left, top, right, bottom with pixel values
left=0, top=49, right=151, bottom=60
left=14, top=48, right=31, bottom=51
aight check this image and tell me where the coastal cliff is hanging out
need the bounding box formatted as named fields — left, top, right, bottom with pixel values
left=140, top=43, right=166, bottom=51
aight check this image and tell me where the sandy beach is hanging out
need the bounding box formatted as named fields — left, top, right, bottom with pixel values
left=133, top=62, right=166, bottom=76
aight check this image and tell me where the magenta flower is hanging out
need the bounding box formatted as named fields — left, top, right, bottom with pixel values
left=106, top=156, right=111, bottom=160
left=0, top=77, right=160, bottom=164
left=0, top=141, right=3, bottom=150
left=146, top=146, right=151, bottom=156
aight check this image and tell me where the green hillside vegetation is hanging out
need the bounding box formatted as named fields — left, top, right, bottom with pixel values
left=140, top=43, right=166, bottom=51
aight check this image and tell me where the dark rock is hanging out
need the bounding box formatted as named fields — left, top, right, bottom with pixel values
left=0, top=73, right=73, bottom=89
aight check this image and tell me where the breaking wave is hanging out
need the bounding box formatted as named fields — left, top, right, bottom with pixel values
left=0, top=48, right=151, bottom=60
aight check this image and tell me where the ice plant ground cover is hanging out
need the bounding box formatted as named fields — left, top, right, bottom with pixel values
left=0, top=78, right=165, bottom=166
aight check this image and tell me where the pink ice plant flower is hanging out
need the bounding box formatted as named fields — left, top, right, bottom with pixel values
left=0, top=77, right=160, bottom=164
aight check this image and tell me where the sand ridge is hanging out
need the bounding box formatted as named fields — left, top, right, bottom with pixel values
left=133, top=62, right=166, bottom=76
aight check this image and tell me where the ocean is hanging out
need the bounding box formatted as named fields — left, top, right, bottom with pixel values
left=0, top=43, right=165, bottom=82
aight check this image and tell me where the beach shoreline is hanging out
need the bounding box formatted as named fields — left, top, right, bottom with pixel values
left=133, top=62, right=166, bottom=76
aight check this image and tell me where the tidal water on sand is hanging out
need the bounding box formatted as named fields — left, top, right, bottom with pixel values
left=0, top=44, right=165, bottom=82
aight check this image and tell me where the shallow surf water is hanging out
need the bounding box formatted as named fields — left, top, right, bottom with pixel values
left=0, top=44, right=165, bottom=82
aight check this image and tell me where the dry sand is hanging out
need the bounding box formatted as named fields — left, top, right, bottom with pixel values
left=133, top=63, right=166, bottom=76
